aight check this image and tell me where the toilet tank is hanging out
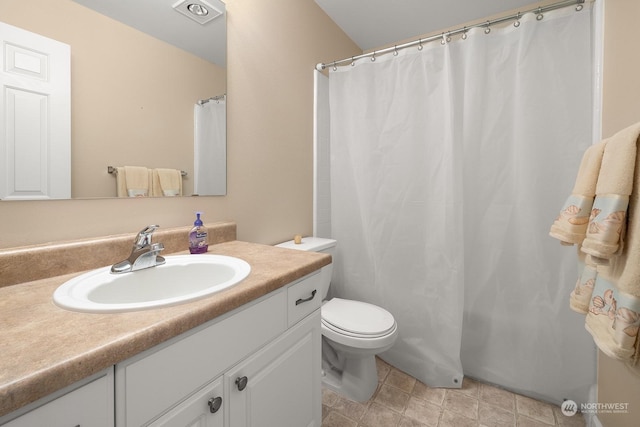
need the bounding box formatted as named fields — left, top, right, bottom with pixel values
left=275, top=237, right=336, bottom=300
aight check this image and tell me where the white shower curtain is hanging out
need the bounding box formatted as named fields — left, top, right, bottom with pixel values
left=194, top=99, right=226, bottom=195
left=328, top=5, right=596, bottom=403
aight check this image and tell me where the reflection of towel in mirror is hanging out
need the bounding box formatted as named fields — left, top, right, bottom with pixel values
left=551, top=122, right=640, bottom=365
left=152, top=168, right=183, bottom=197
left=116, top=166, right=150, bottom=197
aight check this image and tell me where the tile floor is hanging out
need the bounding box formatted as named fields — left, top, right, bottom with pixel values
left=321, top=358, right=586, bottom=427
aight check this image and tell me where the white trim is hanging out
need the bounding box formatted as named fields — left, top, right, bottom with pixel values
left=591, top=0, right=604, bottom=142
left=589, top=414, right=604, bottom=427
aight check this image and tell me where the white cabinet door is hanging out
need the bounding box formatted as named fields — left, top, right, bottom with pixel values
left=149, top=377, right=224, bottom=427
left=0, top=21, right=71, bottom=200
left=116, top=292, right=286, bottom=427
left=2, top=368, right=113, bottom=427
left=226, top=310, right=321, bottom=427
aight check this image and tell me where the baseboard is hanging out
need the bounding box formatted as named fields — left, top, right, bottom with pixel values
left=587, top=414, right=603, bottom=427
left=584, top=383, right=602, bottom=427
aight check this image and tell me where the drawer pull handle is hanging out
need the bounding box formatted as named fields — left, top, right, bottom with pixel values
left=208, top=396, right=222, bottom=413
left=236, top=376, right=248, bottom=391
left=295, top=289, right=317, bottom=306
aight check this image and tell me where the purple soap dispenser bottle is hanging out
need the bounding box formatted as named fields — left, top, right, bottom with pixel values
left=189, top=212, right=209, bottom=254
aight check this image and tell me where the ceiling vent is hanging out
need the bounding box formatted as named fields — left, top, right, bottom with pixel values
left=173, top=0, right=223, bottom=25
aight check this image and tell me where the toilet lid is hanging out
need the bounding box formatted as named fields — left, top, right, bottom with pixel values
left=322, top=298, right=396, bottom=337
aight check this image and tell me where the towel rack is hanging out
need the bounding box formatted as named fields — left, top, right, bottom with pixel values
left=198, top=94, right=226, bottom=105
left=107, top=166, right=187, bottom=177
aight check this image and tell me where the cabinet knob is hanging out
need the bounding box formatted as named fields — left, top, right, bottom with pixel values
left=208, top=396, right=222, bottom=413
left=235, top=376, right=248, bottom=391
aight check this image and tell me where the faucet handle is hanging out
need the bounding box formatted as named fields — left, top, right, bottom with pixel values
left=134, top=225, right=159, bottom=248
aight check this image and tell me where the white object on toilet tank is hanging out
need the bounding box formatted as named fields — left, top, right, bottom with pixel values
left=275, top=236, right=336, bottom=253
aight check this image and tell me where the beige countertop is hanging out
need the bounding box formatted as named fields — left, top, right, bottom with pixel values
left=0, top=240, right=331, bottom=418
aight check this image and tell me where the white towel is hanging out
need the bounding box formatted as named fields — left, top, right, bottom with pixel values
left=115, top=166, right=150, bottom=197
left=115, top=167, right=127, bottom=197
left=152, top=168, right=183, bottom=197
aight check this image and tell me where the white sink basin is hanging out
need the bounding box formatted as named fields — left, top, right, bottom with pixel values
left=53, top=255, right=251, bottom=313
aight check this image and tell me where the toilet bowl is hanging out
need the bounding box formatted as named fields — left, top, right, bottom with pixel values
left=275, top=237, right=398, bottom=402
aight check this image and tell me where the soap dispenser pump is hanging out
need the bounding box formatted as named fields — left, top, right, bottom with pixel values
left=189, top=212, right=209, bottom=254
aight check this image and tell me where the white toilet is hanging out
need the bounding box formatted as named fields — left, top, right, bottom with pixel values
left=276, top=237, right=398, bottom=402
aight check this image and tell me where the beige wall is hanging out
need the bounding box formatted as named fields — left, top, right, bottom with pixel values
left=598, top=1, right=640, bottom=426
left=601, top=0, right=640, bottom=138
left=0, top=0, right=360, bottom=248
left=0, top=0, right=226, bottom=198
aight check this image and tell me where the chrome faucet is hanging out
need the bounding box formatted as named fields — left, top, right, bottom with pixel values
left=111, top=225, right=166, bottom=274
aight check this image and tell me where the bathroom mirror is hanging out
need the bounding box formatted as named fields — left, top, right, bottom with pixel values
left=0, top=0, right=226, bottom=199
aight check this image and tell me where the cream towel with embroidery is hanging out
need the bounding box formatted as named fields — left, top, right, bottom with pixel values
left=549, top=141, right=606, bottom=245
left=552, top=122, right=640, bottom=365
left=581, top=124, right=640, bottom=261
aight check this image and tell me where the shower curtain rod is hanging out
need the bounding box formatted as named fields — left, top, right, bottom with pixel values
left=316, top=0, right=586, bottom=71
left=198, top=94, right=226, bottom=105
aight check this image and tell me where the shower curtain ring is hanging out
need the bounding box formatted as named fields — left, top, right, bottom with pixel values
left=484, top=21, right=491, bottom=34
left=441, top=33, right=446, bottom=45
left=332, top=61, right=337, bottom=71
left=371, top=51, right=376, bottom=62
left=514, top=12, right=521, bottom=27
left=351, top=56, right=356, bottom=66
left=418, top=39, right=423, bottom=51
left=393, top=46, right=398, bottom=56
left=461, top=27, right=468, bottom=40
left=536, top=7, right=544, bottom=20
left=576, top=3, right=584, bottom=11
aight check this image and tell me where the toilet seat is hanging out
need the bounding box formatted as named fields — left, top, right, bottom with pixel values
left=322, top=298, right=396, bottom=338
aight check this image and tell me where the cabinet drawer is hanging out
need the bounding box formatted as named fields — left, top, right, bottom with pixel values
left=287, top=271, right=322, bottom=327
left=117, top=291, right=287, bottom=427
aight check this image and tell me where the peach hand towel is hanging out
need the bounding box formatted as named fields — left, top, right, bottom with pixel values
left=581, top=123, right=640, bottom=261
left=549, top=141, right=606, bottom=245
left=574, top=122, right=640, bottom=365
left=553, top=122, right=640, bottom=365
left=569, top=250, right=596, bottom=314
left=585, top=270, right=640, bottom=363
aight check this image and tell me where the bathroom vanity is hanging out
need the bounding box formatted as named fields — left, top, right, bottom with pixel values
left=0, top=227, right=330, bottom=427
left=117, top=271, right=322, bottom=427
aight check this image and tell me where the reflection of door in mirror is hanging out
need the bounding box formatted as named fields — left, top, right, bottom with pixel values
left=0, top=22, right=71, bottom=200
